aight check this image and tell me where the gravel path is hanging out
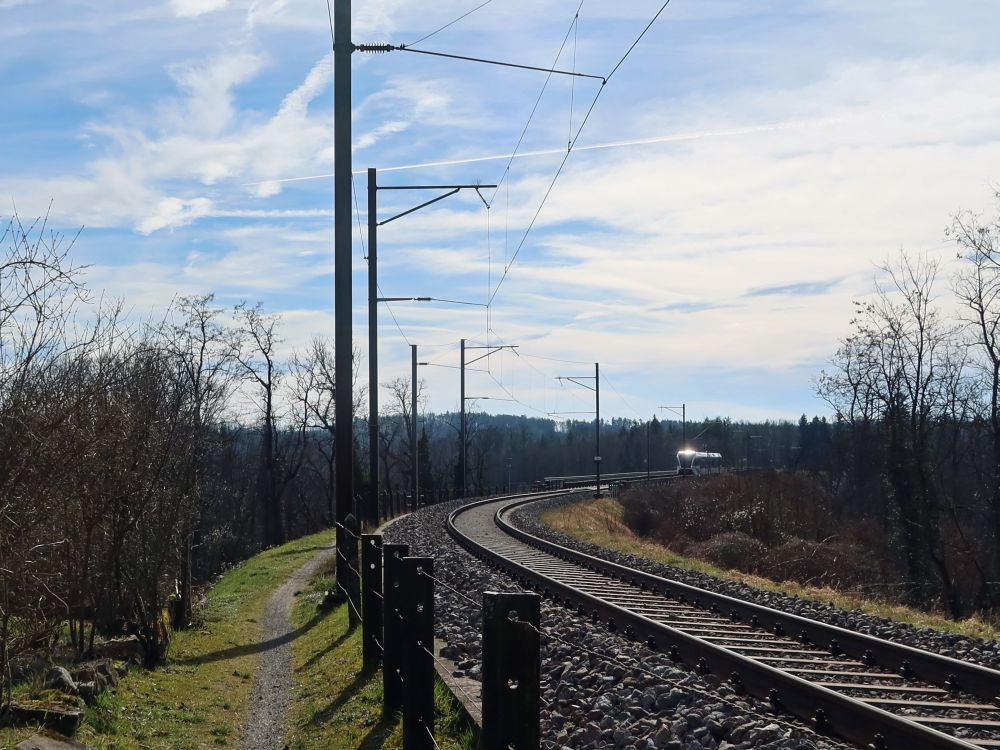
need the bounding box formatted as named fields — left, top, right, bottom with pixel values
left=239, top=542, right=336, bottom=750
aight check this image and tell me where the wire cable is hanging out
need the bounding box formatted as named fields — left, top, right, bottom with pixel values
left=487, top=0, right=673, bottom=307
left=604, top=373, right=644, bottom=421
left=405, top=0, right=494, bottom=48
left=420, top=643, right=482, bottom=707
left=377, top=282, right=412, bottom=346
left=395, top=46, right=603, bottom=82
left=335, top=581, right=363, bottom=622
left=420, top=719, right=442, bottom=750
left=488, top=371, right=548, bottom=417
left=569, top=10, right=579, bottom=150
left=417, top=566, right=480, bottom=607
left=488, top=0, right=586, bottom=206
left=335, top=520, right=360, bottom=539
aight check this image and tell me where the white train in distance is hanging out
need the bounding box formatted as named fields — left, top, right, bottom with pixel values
left=676, top=449, right=723, bottom=476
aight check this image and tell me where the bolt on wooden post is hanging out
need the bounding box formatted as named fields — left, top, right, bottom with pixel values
left=402, top=556, right=434, bottom=750
left=382, top=543, right=408, bottom=717
left=361, top=533, right=383, bottom=671
left=482, top=591, right=541, bottom=750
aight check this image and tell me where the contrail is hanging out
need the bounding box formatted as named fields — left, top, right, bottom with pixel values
left=242, top=118, right=839, bottom=188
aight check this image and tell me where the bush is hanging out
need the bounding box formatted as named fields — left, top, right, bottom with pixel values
left=687, top=533, right=769, bottom=573
left=761, top=537, right=876, bottom=587
left=620, top=471, right=837, bottom=546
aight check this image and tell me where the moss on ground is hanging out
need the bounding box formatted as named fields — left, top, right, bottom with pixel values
left=285, top=557, right=477, bottom=750
left=542, top=497, right=998, bottom=642
left=1, top=531, right=332, bottom=750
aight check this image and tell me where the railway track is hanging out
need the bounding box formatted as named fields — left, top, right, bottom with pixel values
left=447, top=491, right=1000, bottom=750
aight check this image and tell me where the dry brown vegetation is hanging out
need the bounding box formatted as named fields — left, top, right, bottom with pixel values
left=0, top=212, right=348, bottom=713
left=542, top=497, right=998, bottom=639
left=621, top=473, right=889, bottom=590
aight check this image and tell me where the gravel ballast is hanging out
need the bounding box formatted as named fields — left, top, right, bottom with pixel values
left=383, top=497, right=853, bottom=750
left=512, top=495, right=1000, bottom=672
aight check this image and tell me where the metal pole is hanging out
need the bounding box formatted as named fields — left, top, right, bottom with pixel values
left=411, top=344, right=418, bottom=507
left=595, top=362, right=601, bottom=498
left=646, top=419, right=650, bottom=479
left=334, top=0, right=354, bottom=589
left=460, top=338, right=466, bottom=498
left=368, top=167, right=378, bottom=528
left=682, top=403, right=686, bottom=446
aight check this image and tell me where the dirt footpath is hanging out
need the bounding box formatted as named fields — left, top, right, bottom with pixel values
left=239, top=543, right=335, bottom=750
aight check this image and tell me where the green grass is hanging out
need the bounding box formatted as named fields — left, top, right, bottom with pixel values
left=2, top=529, right=479, bottom=750
left=543, top=497, right=999, bottom=642
left=1, top=530, right=333, bottom=750
left=285, top=558, right=478, bottom=750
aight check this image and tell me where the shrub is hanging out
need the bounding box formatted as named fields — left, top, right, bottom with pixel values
left=761, top=537, right=876, bottom=587
left=687, top=533, right=769, bottom=573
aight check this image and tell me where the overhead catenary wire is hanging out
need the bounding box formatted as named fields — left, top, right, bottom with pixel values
left=377, top=281, right=412, bottom=346
left=487, top=0, right=586, bottom=207
left=487, top=0, right=674, bottom=308
left=487, top=370, right=548, bottom=417
left=405, top=0, right=494, bottom=48
left=568, top=9, right=579, bottom=150
left=327, top=0, right=674, bottom=408
left=604, top=373, right=644, bottom=421
left=394, top=46, right=604, bottom=83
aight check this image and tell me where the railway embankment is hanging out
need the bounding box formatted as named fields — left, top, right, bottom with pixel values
left=520, top=495, right=1000, bottom=670
left=384, top=496, right=851, bottom=749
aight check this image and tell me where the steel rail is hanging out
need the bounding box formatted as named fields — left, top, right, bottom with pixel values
left=446, top=491, right=1000, bottom=750
left=493, top=494, right=1000, bottom=704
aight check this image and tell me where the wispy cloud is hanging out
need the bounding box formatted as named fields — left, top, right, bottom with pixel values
left=6, top=0, right=1000, bottom=420
left=170, top=0, right=228, bottom=19
left=745, top=278, right=844, bottom=298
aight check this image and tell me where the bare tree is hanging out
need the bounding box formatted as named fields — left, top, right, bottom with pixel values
left=0, top=209, right=88, bottom=706
left=159, top=294, right=238, bottom=628
left=819, top=252, right=966, bottom=613
left=289, top=339, right=366, bottom=522
left=233, top=302, right=288, bottom=547
left=951, top=195, right=1000, bottom=603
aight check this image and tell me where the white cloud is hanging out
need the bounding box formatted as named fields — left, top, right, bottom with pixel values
left=7, top=0, right=1000, bottom=419
left=137, top=197, right=213, bottom=234
left=170, top=0, right=228, bottom=19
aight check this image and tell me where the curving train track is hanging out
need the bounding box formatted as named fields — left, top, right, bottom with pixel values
left=447, top=490, right=1000, bottom=750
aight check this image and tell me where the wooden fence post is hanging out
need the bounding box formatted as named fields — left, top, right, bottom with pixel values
left=402, top=556, right=434, bottom=750
left=382, top=543, right=409, bottom=716
left=361, top=533, right=383, bottom=671
left=482, top=591, right=541, bottom=750
left=344, top=513, right=360, bottom=627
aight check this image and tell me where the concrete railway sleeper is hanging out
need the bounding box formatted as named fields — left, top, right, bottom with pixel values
left=446, top=490, right=1000, bottom=750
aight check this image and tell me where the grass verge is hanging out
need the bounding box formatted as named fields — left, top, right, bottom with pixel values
left=542, top=497, right=998, bottom=641
left=285, top=556, right=477, bottom=750
left=1, top=530, right=333, bottom=750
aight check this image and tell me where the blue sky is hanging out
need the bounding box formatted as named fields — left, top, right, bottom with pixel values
left=3, top=0, right=1000, bottom=423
